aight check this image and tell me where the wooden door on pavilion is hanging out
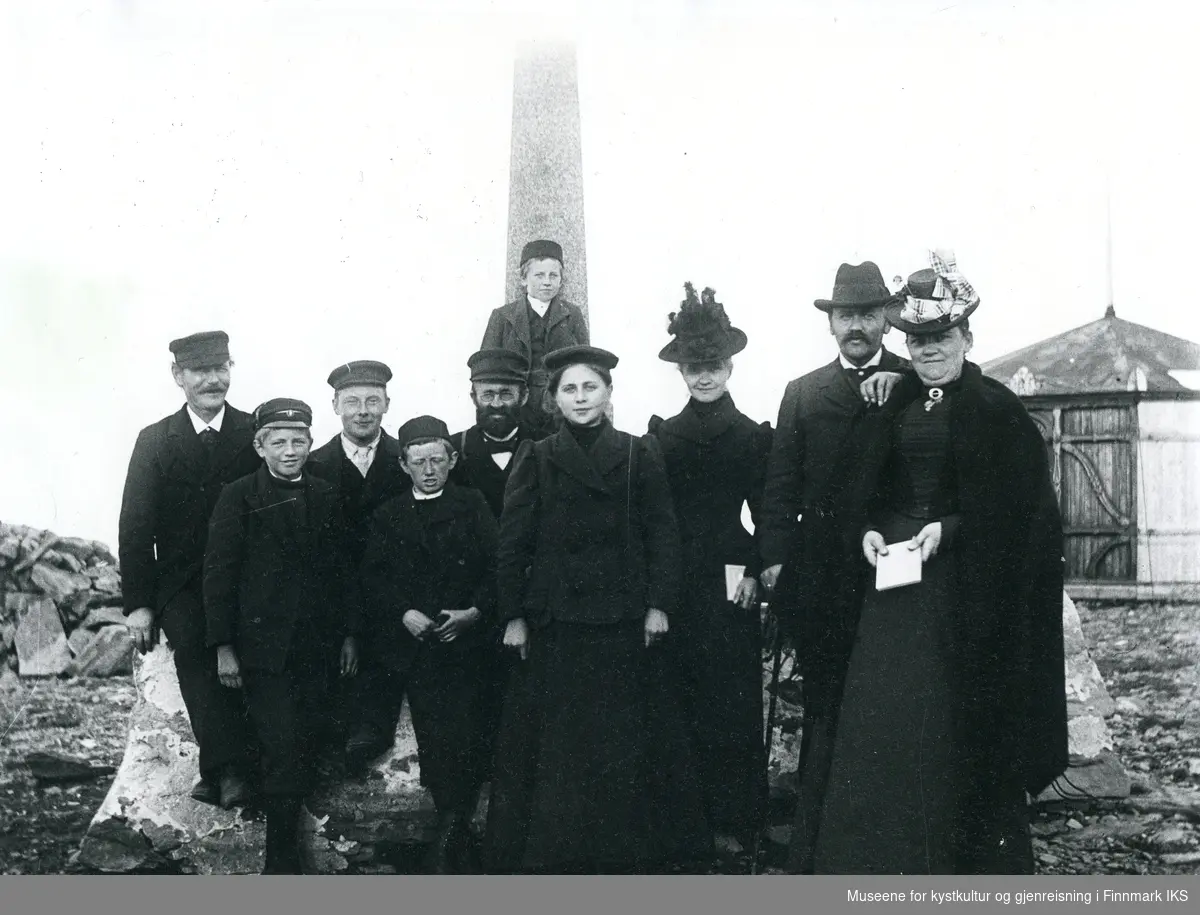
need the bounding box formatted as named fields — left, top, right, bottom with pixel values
left=1026, top=396, right=1138, bottom=582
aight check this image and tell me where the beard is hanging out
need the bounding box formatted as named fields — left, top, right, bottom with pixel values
left=477, top=403, right=520, bottom=437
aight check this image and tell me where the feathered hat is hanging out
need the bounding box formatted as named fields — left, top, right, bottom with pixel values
left=657, top=282, right=748, bottom=364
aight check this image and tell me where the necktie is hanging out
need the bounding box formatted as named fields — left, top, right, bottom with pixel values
left=352, top=447, right=372, bottom=478
left=199, top=427, right=219, bottom=452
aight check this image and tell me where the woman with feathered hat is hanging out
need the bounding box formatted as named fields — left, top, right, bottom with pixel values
left=787, top=251, right=1067, bottom=874
left=647, top=283, right=773, bottom=864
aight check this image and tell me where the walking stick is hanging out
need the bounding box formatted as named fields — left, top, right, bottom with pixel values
left=751, top=601, right=785, bottom=876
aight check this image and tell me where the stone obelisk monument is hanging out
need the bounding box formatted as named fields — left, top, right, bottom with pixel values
left=505, top=41, right=589, bottom=322
left=76, top=43, right=590, bottom=875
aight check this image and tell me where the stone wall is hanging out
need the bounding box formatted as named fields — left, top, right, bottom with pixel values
left=0, top=522, right=133, bottom=682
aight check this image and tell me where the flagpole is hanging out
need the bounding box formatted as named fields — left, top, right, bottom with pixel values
left=1105, top=180, right=1115, bottom=316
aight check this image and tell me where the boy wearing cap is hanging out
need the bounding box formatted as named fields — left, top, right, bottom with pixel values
left=481, top=239, right=590, bottom=436
left=308, top=360, right=404, bottom=760
left=118, top=330, right=262, bottom=810
left=204, top=399, right=361, bottom=875
left=359, top=416, right=499, bottom=874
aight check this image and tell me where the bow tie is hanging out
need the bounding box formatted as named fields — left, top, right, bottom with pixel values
left=482, top=438, right=516, bottom=455
left=844, top=364, right=879, bottom=380
left=198, top=427, right=219, bottom=451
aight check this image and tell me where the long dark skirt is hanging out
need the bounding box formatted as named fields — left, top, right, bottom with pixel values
left=676, top=583, right=767, bottom=838
left=483, top=618, right=713, bottom=873
left=792, top=513, right=1033, bottom=874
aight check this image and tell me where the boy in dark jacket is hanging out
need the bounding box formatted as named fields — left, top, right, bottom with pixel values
left=360, top=415, right=499, bottom=874
left=204, top=398, right=360, bottom=874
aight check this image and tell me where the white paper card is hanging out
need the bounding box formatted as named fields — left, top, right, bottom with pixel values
left=725, top=564, right=747, bottom=602
left=875, top=543, right=923, bottom=591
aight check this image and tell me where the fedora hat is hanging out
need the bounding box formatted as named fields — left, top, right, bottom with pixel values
left=658, top=282, right=748, bottom=364
left=814, top=261, right=894, bottom=312
left=886, top=249, right=980, bottom=335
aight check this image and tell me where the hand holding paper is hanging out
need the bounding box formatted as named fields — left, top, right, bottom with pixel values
left=875, top=543, right=923, bottom=591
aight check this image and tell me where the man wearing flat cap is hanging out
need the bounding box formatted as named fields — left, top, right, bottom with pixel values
left=308, top=360, right=405, bottom=760
left=204, top=399, right=361, bottom=874
left=118, top=330, right=262, bottom=809
left=481, top=239, right=590, bottom=437
left=308, top=360, right=404, bottom=550
left=757, top=261, right=910, bottom=872
left=359, top=416, right=498, bottom=873
left=449, top=349, right=540, bottom=519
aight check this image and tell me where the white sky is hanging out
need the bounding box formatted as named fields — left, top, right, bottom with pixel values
left=2, top=0, right=1199, bottom=547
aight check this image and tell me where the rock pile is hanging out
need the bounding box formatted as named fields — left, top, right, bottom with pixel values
left=0, top=522, right=132, bottom=679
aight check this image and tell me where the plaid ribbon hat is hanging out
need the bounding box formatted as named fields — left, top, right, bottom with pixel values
left=888, top=249, right=981, bottom=333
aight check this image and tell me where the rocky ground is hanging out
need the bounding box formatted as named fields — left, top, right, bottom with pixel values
left=1, top=601, right=1198, bottom=876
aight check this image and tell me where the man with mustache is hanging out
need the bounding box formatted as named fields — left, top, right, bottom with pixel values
left=308, top=360, right=405, bottom=768
left=450, top=349, right=539, bottom=519
left=757, top=262, right=909, bottom=872
left=119, top=331, right=262, bottom=809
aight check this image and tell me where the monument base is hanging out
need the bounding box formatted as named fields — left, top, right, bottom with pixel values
left=74, top=642, right=468, bottom=875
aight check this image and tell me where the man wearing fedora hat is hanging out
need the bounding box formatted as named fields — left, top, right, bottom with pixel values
left=758, top=261, right=909, bottom=869
left=480, top=239, right=590, bottom=438
left=118, top=331, right=262, bottom=810
left=308, top=360, right=405, bottom=762
left=760, top=261, right=909, bottom=592
left=204, top=398, right=362, bottom=874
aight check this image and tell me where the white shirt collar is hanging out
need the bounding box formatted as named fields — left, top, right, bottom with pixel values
left=340, top=430, right=382, bottom=459
left=527, top=294, right=551, bottom=319
left=839, top=347, right=884, bottom=371
left=267, top=467, right=303, bottom=483
left=187, top=404, right=226, bottom=434
left=412, top=487, right=444, bottom=501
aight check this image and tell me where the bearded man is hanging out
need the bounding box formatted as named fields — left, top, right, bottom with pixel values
left=449, top=349, right=539, bottom=519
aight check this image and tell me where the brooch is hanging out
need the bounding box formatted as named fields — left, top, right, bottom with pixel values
left=924, top=387, right=944, bottom=412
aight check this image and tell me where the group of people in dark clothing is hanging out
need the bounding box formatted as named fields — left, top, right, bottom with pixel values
left=119, top=239, right=1069, bottom=876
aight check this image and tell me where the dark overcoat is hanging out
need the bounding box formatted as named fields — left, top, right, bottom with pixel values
left=359, top=484, right=500, bottom=672
left=307, top=431, right=404, bottom=564
left=648, top=395, right=772, bottom=585
left=202, top=466, right=361, bottom=673
left=118, top=404, right=262, bottom=650
left=797, top=362, right=1068, bottom=798
left=497, top=423, right=681, bottom=628
left=480, top=295, right=590, bottom=379
left=449, top=425, right=540, bottom=520
left=648, top=394, right=774, bottom=834
left=759, top=349, right=910, bottom=570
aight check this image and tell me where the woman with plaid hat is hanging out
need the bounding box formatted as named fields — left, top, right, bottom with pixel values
left=787, top=251, right=1067, bottom=874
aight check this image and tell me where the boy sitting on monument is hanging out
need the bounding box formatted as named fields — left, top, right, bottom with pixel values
left=359, top=416, right=500, bottom=874
left=203, top=398, right=361, bottom=875
left=481, top=239, right=589, bottom=436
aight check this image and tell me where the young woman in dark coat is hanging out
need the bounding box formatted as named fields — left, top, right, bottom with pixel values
left=647, top=284, right=773, bottom=860
left=483, top=344, right=712, bottom=874
left=788, top=252, right=1067, bottom=874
